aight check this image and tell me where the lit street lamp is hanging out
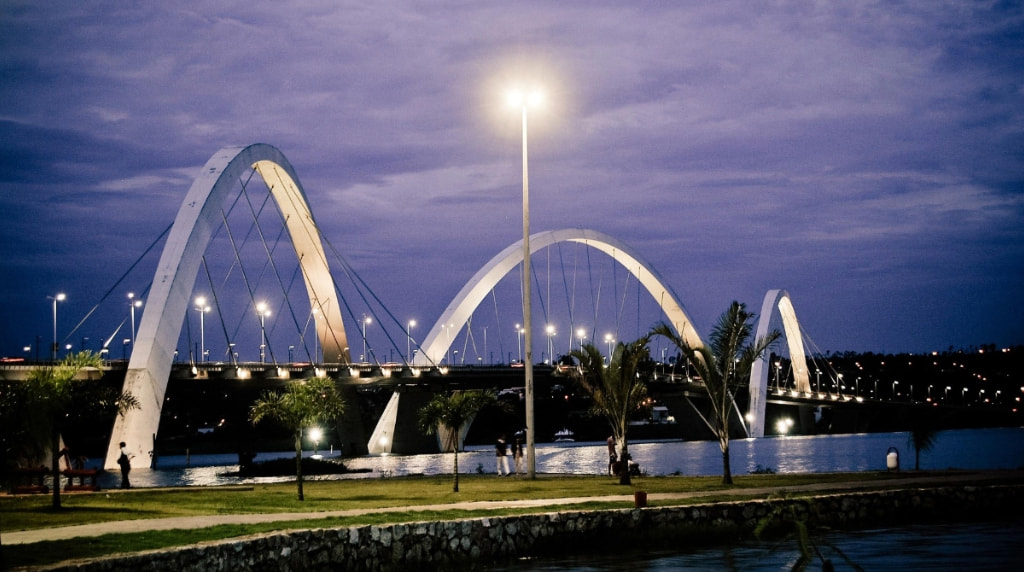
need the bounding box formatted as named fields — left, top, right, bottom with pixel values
left=515, top=324, right=523, bottom=363
left=194, top=296, right=210, bottom=363
left=309, top=427, right=323, bottom=457
left=604, top=333, right=614, bottom=363
left=577, top=328, right=586, bottom=352
left=257, top=302, right=271, bottom=363
left=508, top=85, right=543, bottom=478
left=545, top=325, right=556, bottom=364
left=48, top=292, right=66, bottom=361
left=407, top=319, right=416, bottom=363
left=361, top=314, right=372, bottom=363
left=127, top=292, right=144, bottom=346
left=311, top=308, right=320, bottom=364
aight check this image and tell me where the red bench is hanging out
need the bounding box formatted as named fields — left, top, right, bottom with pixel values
left=10, top=467, right=49, bottom=494
left=62, top=468, right=101, bottom=492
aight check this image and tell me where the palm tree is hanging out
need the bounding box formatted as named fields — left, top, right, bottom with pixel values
left=569, top=337, right=651, bottom=485
left=17, top=351, right=138, bottom=508
left=652, top=302, right=780, bottom=484
left=249, top=377, right=345, bottom=501
left=908, top=420, right=939, bottom=471
left=418, top=389, right=497, bottom=492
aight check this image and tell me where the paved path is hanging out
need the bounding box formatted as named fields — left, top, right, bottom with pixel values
left=4, top=470, right=1021, bottom=546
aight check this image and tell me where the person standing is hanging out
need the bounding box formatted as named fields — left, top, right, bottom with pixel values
left=495, top=434, right=510, bottom=476
left=117, top=442, right=133, bottom=489
left=607, top=435, right=617, bottom=476
left=512, top=437, right=524, bottom=475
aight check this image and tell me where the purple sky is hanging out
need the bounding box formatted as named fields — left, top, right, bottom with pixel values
left=1, top=1, right=1022, bottom=360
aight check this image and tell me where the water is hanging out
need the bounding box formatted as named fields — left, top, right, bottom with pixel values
left=90, top=426, right=1024, bottom=489
left=491, top=518, right=1024, bottom=571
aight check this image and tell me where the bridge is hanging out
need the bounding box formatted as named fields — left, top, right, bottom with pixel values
left=16, top=144, right=986, bottom=469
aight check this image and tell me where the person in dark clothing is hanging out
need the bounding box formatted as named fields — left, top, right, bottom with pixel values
left=117, top=442, right=133, bottom=489
left=495, top=434, right=510, bottom=476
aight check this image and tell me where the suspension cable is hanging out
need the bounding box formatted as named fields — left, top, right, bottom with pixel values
left=63, top=222, right=171, bottom=345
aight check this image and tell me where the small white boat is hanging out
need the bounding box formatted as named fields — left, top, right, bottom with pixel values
left=553, top=428, right=575, bottom=442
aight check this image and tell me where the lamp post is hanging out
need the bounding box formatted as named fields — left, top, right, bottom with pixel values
left=546, top=325, right=555, bottom=364
left=361, top=314, right=371, bottom=363
left=407, top=319, right=416, bottom=363
left=604, top=333, right=614, bottom=363
left=515, top=324, right=523, bottom=363
left=509, top=86, right=542, bottom=478
left=444, top=323, right=453, bottom=365
left=257, top=302, right=271, bottom=363
left=309, top=427, right=322, bottom=457
left=48, top=293, right=66, bottom=361
left=194, top=296, right=210, bottom=363
left=311, top=308, right=320, bottom=364
left=127, top=292, right=144, bottom=346
left=577, top=328, right=586, bottom=351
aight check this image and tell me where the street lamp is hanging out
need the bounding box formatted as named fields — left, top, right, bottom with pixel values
left=48, top=293, right=66, bottom=361
left=194, top=296, right=210, bottom=363
left=128, top=292, right=144, bottom=346
left=604, top=333, right=614, bottom=363
left=407, top=319, right=416, bottom=363
left=509, top=85, right=542, bottom=479
left=515, top=324, right=523, bottom=363
left=545, top=325, right=555, bottom=364
left=309, top=427, right=323, bottom=457
left=361, top=314, right=371, bottom=363
left=311, top=308, right=320, bottom=364
left=577, top=328, right=586, bottom=351
left=257, top=302, right=271, bottom=363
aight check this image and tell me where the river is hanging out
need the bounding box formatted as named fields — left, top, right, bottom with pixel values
left=93, top=426, right=1024, bottom=489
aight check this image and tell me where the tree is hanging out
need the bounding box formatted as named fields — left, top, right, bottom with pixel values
left=418, top=389, right=497, bottom=492
left=652, top=301, right=780, bottom=484
left=249, top=377, right=345, bottom=501
left=908, top=420, right=939, bottom=471
left=16, top=351, right=138, bottom=508
left=569, top=337, right=651, bottom=485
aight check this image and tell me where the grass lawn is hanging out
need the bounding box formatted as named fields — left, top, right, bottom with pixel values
left=0, top=471, right=955, bottom=568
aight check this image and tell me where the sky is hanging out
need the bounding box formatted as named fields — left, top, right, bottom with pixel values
left=1, top=0, right=1022, bottom=361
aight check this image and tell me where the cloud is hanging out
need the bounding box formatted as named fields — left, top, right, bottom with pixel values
left=0, top=1, right=1021, bottom=356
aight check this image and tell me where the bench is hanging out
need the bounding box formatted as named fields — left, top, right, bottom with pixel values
left=10, top=467, right=50, bottom=494
left=62, top=468, right=101, bottom=492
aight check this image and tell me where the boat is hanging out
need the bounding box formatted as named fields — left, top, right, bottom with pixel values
left=553, top=428, right=575, bottom=442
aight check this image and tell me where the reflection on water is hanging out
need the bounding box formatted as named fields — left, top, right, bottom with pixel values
left=490, top=517, right=1024, bottom=571
left=89, top=427, right=1024, bottom=490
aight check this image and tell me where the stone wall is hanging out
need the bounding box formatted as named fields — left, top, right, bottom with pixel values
left=37, top=484, right=1024, bottom=571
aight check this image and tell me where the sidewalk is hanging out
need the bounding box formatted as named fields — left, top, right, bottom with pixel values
left=4, top=470, right=1021, bottom=545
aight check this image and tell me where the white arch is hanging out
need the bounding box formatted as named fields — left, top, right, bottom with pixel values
left=105, top=144, right=350, bottom=469
left=412, top=228, right=703, bottom=366
left=747, top=289, right=812, bottom=437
